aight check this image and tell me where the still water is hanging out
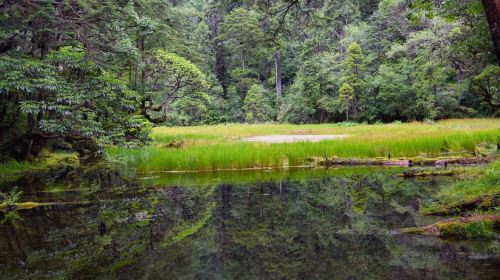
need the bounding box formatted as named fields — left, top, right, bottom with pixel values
left=0, top=167, right=498, bottom=279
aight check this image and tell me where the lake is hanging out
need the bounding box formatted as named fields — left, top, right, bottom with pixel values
left=0, top=167, right=498, bottom=279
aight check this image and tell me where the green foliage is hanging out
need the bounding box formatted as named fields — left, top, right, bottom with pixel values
left=341, top=42, right=366, bottom=90
left=153, top=51, right=208, bottom=91
left=243, top=84, right=274, bottom=123
left=220, top=8, right=265, bottom=68
left=284, top=54, right=342, bottom=123
left=0, top=48, right=150, bottom=157
left=374, top=60, right=414, bottom=120
left=145, top=50, right=209, bottom=119
left=340, top=42, right=366, bottom=121
left=470, top=65, right=500, bottom=116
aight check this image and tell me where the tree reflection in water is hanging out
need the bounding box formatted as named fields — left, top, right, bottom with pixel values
left=0, top=167, right=498, bottom=279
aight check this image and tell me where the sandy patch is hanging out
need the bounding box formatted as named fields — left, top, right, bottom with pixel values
left=241, top=135, right=347, bottom=143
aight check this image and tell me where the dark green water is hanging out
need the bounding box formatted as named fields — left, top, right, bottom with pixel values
left=0, top=167, right=498, bottom=279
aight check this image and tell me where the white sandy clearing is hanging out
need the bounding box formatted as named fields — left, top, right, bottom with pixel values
left=240, top=135, right=348, bottom=143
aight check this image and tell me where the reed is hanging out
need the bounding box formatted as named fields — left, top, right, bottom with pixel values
left=107, top=119, right=500, bottom=172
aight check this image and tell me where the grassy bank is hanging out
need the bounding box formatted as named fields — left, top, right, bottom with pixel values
left=422, top=160, right=500, bottom=215
left=108, top=119, right=500, bottom=171
left=107, top=119, right=500, bottom=172
left=0, top=152, right=78, bottom=181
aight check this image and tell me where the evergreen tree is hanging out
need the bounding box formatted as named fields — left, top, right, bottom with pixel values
left=338, top=83, right=354, bottom=122
left=341, top=42, right=365, bottom=120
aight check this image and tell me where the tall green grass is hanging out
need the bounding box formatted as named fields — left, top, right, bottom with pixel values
left=107, top=128, right=499, bottom=172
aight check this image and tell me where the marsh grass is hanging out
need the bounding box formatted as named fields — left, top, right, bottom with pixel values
left=107, top=119, right=500, bottom=172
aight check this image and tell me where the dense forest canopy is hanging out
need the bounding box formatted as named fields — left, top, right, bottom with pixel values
left=0, top=0, right=499, bottom=161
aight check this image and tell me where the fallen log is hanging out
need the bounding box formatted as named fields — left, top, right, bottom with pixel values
left=400, top=170, right=454, bottom=178
left=415, top=155, right=498, bottom=167
left=431, top=156, right=498, bottom=166
left=399, top=215, right=500, bottom=239
left=319, top=158, right=412, bottom=167
left=317, top=155, right=497, bottom=168
left=318, top=158, right=384, bottom=166
left=381, top=160, right=412, bottom=167
left=422, top=194, right=500, bottom=216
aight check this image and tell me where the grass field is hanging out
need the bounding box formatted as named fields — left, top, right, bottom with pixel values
left=107, top=119, right=500, bottom=172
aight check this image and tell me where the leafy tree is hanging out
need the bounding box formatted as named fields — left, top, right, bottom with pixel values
left=373, top=60, right=414, bottom=121
left=0, top=48, right=149, bottom=162
left=470, top=65, right=500, bottom=116
left=166, top=93, right=211, bottom=126
left=412, top=0, right=500, bottom=65
left=143, top=51, right=208, bottom=122
left=243, top=84, right=274, bottom=123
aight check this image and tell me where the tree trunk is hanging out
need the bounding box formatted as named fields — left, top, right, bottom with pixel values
left=161, top=95, right=172, bottom=117
left=67, top=137, right=102, bottom=165
left=241, top=50, right=245, bottom=70
left=274, top=50, right=282, bottom=111
left=207, top=8, right=228, bottom=97
left=140, top=39, right=146, bottom=88
left=482, top=0, right=500, bottom=65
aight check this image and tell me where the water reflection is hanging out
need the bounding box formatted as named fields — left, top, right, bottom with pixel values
left=0, top=167, right=498, bottom=279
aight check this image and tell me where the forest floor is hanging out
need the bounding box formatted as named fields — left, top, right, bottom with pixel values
left=107, top=118, right=500, bottom=172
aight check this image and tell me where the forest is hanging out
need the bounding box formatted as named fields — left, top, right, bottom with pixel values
left=1, top=0, right=500, bottom=161
left=1, top=1, right=500, bottom=278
